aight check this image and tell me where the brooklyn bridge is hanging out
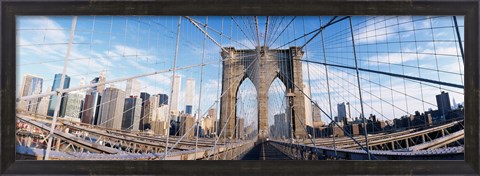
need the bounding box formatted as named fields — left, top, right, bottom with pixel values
left=15, top=16, right=465, bottom=160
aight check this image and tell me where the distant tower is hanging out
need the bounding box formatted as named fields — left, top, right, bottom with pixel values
left=98, top=86, right=126, bottom=130
left=436, top=91, right=452, bottom=117
left=122, top=97, right=142, bottom=131
left=62, top=91, right=85, bottom=120
left=170, top=75, right=181, bottom=119
left=184, top=78, right=195, bottom=115
left=303, top=84, right=313, bottom=127
left=18, top=74, right=43, bottom=113
left=452, top=97, right=457, bottom=109
left=97, top=70, right=106, bottom=96
left=79, top=77, right=85, bottom=87
left=125, top=79, right=141, bottom=98
left=47, top=74, right=70, bottom=116
left=337, top=102, right=351, bottom=123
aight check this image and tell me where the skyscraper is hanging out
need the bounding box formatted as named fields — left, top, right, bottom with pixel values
left=274, top=113, right=288, bottom=138
left=312, top=104, right=322, bottom=122
left=62, top=92, right=85, bottom=120
left=171, top=75, right=181, bottom=118
left=18, top=74, right=43, bottom=113
left=185, top=78, right=195, bottom=114
left=158, top=94, right=168, bottom=106
left=122, top=97, right=142, bottom=131
left=148, top=95, right=159, bottom=128
left=139, top=92, right=151, bottom=130
left=125, top=79, right=141, bottom=98
left=303, top=84, right=313, bottom=127
left=47, top=74, right=70, bottom=116
left=436, top=91, right=452, bottom=116
left=81, top=91, right=101, bottom=125
left=98, top=87, right=126, bottom=130
left=97, top=70, right=106, bottom=96
left=337, top=102, right=351, bottom=123
left=36, top=87, right=52, bottom=116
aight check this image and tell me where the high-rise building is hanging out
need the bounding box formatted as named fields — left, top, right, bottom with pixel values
left=81, top=92, right=101, bottom=125
left=47, top=74, right=70, bottom=116
left=337, top=102, right=351, bottom=123
left=152, top=105, right=169, bottom=135
left=125, top=79, right=141, bottom=98
left=312, top=104, right=322, bottom=122
left=61, top=92, right=85, bottom=119
left=436, top=91, right=452, bottom=116
left=18, top=74, right=43, bottom=113
left=158, top=94, right=168, bottom=106
left=179, top=114, right=195, bottom=138
left=98, top=87, right=126, bottom=130
left=122, top=97, right=142, bottom=131
left=171, top=75, right=181, bottom=118
left=139, top=92, right=151, bottom=130
left=303, top=84, right=313, bottom=127
left=97, top=70, right=106, bottom=96
left=203, top=108, right=217, bottom=135
left=147, top=95, right=159, bottom=128
left=36, top=88, right=51, bottom=116
left=274, top=113, right=288, bottom=138
left=184, top=78, right=195, bottom=114
left=237, top=118, right=245, bottom=139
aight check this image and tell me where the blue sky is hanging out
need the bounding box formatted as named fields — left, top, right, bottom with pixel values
left=16, top=16, right=464, bottom=128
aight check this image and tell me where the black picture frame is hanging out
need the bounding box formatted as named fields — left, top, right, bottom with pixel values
left=1, top=0, right=478, bottom=175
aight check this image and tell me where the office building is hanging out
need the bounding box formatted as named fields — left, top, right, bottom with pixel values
left=36, top=88, right=51, bottom=116
left=98, top=87, right=126, bottom=130
left=303, top=84, right=313, bottom=127
left=185, top=78, right=195, bottom=114
left=125, top=79, right=141, bottom=98
left=237, top=118, right=245, bottom=139
left=81, top=92, right=101, bottom=125
left=171, top=75, right=181, bottom=118
left=274, top=113, right=288, bottom=138
left=122, top=97, right=142, bottom=131
left=139, top=92, right=151, bottom=130
left=18, top=74, right=43, bottom=113
left=436, top=91, right=452, bottom=117
left=47, top=74, right=70, bottom=116
left=337, top=102, right=351, bottom=123
left=158, top=94, right=168, bottom=106
left=61, top=91, right=85, bottom=119
left=97, top=70, right=106, bottom=95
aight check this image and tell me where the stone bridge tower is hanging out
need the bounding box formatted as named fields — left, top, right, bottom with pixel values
left=219, top=46, right=307, bottom=140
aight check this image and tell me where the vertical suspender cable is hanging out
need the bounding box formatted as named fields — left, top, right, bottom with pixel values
left=452, top=16, right=465, bottom=63
left=44, top=16, right=77, bottom=160
left=319, top=16, right=337, bottom=158
left=349, top=16, right=371, bottom=160
left=194, top=16, right=208, bottom=159
left=164, top=16, right=182, bottom=160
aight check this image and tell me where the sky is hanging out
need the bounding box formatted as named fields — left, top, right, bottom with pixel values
left=16, top=16, right=465, bottom=130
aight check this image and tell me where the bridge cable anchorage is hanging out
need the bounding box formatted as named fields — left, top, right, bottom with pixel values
left=276, top=70, right=379, bottom=160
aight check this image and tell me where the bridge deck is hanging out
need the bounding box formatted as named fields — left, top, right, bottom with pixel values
left=241, top=142, right=292, bottom=160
